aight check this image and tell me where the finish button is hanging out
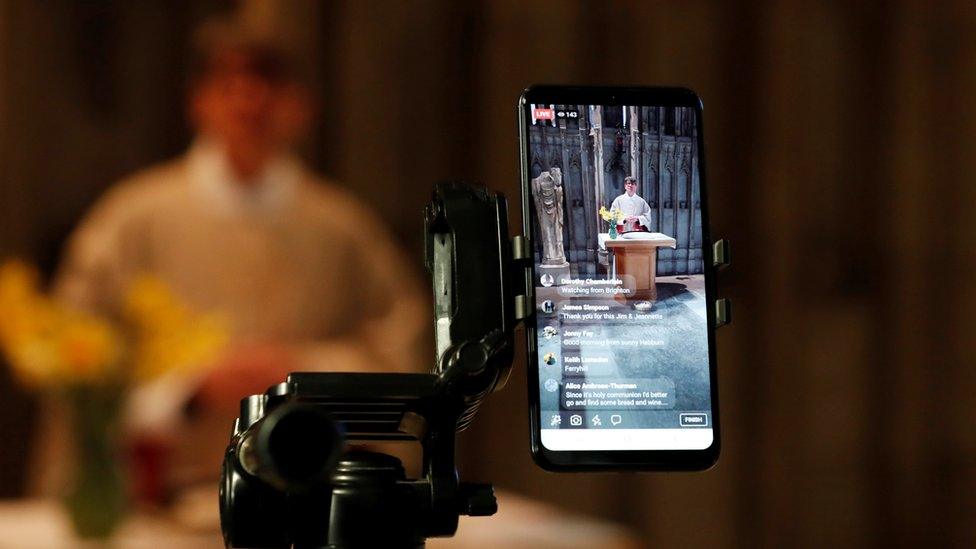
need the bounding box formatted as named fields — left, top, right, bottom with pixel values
left=680, top=413, right=708, bottom=427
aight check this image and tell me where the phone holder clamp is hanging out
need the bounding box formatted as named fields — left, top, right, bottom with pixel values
left=712, top=239, right=732, bottom=328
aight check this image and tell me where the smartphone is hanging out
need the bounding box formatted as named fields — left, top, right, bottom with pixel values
left=518, top=86, right=719, bottom=471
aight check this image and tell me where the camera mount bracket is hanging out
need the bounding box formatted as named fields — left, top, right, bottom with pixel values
left=220, top=183, right=522, bottom=548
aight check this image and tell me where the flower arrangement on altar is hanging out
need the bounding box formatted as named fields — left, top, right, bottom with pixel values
left=0, top=259, right=228, bottom=539
left=599, top=205, right=626, bottom=239
left=0, top=260, right=227, bottom=388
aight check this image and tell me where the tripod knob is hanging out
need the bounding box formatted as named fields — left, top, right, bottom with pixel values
left=458, top=483, right=497, bottom=517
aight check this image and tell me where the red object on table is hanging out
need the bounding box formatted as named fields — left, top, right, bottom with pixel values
left=129, top=435, right=173, bottom=506
left=616, top=222, right=648, bottom=234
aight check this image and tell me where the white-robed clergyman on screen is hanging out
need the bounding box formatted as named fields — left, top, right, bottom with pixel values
left=610, top=176, right=652, bottom=232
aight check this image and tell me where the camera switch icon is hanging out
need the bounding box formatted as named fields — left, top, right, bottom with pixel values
left=610, top=414, right=623, bottom=426
left=569, top=414, right=583, bottom=426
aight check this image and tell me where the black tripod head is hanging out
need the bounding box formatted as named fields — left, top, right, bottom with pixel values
left=219, top=183, right=528, bottom=548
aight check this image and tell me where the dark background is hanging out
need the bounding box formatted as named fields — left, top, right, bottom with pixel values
left=2, top=1, right=975, bottom=547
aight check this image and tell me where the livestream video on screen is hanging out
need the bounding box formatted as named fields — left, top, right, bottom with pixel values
left=528, top=103, right=712, bottom=451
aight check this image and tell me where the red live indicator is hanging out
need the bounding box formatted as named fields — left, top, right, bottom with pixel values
left=534, top=108, right=554, bottom=120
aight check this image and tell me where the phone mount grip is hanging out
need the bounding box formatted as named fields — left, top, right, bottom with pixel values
left=712, top=239, right=731, bottom=328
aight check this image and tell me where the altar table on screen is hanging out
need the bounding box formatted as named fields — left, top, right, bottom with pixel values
left=599, top=232, right=677, bottom=300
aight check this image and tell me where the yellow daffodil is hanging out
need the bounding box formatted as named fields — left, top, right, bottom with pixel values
left=123, top=274, right=228, bottom=382
left=56, top=315, right=122, bottom=382
left=599, top=206, right=625, bottom=224
left=0, top=260, right=227, bottom=390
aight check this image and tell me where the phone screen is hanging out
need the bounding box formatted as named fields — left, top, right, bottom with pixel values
left=520, top=88, right=717, bottom=464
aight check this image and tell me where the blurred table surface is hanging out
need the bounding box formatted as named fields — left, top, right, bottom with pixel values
left=0, top=491, right=642, bottom=548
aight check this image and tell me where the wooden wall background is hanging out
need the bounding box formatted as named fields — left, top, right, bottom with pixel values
left=3, top=1, right=976, bottom=546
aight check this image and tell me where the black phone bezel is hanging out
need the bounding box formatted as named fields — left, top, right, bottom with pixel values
left=517, top=85, right=720, bottom=471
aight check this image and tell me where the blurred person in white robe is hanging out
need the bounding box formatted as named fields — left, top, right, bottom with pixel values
left=610, top=176, right=652, bottom=233
left=31, top=18, right=429, bottom=498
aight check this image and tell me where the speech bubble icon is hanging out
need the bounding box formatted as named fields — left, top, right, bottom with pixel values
left=610, top=414, right=623, bottom=426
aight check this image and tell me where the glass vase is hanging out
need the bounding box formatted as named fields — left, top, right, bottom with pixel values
left=63, top=386, right=127, bottom=540
left=609, top=224, right=618, bottom=239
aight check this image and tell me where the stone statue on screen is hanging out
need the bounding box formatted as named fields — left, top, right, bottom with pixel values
left=531, top=167, right=570, bottom=283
